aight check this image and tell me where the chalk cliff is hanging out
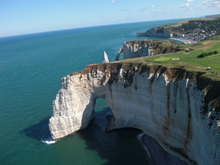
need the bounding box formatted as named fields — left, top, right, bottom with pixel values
left=49, top=62, right=220, bottom=165
left=116, top=40, right=179, bottom=60
left=137, top=27, right=171, bottom=38
left=102, top=51, right=109, bottom=63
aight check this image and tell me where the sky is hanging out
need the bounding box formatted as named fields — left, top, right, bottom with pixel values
left=1, top=0, right=220, bottom=37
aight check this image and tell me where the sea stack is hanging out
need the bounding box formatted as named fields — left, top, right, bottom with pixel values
left=102, top=51, right=109, bottom=63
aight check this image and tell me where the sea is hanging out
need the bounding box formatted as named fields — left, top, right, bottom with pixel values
left=0, top=18, right=185, bottom=165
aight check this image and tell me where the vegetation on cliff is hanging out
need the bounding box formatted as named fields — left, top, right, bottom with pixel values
left=70, top=33, right=220, bottom=113
left=122, top=35, right=220, bottom=80
left=197, top=51, right=218, bottom=58
left=124, top=40, right=181, bottom=55
left=162, top=16, right=220, bottom=41
left=120, top=35, right=220, bottom=111
left=162, top=17, right=220, bottom=34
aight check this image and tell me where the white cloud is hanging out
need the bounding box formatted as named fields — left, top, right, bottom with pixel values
left=181, top=0, right=195, bottom=9
left=110, top=0, right=116, bottom=3
left=186, top=0, right=195, bottom=2
left=180, top=2, right=194, bottom=10
left=151, top=5, right=156, bottom=8
left=181, top=3, right=190, bottom=7
left=200, top=0, right=220, bottom=9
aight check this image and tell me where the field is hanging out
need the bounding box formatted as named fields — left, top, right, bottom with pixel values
left=178, top=16, right=220, bottom=23
left=160, top=16, right=220, bottom=34
left=161, top=16, right=220, bottom=27
left=122, top=35, right=220, bottom=80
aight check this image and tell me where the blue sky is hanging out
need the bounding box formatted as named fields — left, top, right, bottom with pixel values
left=1, top=0, right=220, bottom=37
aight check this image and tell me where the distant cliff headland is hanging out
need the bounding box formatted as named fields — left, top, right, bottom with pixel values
left=137, top=16, right=220, bottom=43
left=115, top=40, right=181, bottom=60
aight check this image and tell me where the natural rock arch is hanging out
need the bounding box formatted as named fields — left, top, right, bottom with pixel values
left=49, top=63, right=220, bottom=165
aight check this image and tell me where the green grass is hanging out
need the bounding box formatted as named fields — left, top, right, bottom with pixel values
left=162, top=22, right=182, bottom=27
left=117, top=34, right=220, bottom=111
left=160, top=16, right=220, bottom=34
left=212, top=35, right=220, bottom=40
left=120, top=35, right=220, bottom=80
left=145, top=39, right=220, bottom=80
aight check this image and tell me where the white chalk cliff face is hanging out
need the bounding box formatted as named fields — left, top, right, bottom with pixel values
left=116, top=40, right=178, bottom=60
left=115, top=42, right=153, bottom=61
left=123, top=42, right=154, bottom=59
left=49, top=63, right=220, bottom=165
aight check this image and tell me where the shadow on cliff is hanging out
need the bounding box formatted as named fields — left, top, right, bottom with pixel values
left=20, top=116, right=51, bottom=141
left=77, top=107, right=151, bottom=165
left=78, top=106, right=186, bottom=165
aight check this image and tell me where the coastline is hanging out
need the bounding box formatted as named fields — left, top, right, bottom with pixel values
left=138, top=133, right=186, bottom=165
left=169, top=37, right=196, bottom=44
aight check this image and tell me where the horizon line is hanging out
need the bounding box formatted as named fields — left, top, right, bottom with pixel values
left=0, top=16, right=203, bottom=39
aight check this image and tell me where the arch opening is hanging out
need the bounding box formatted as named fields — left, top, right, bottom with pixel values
left=94, top=98, right=108, bottom=112
left=90, top=97, right=114, bottom=131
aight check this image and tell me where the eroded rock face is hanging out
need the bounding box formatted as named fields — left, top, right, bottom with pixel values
left=123, top=41, right=154, bottom=59
left=49, top=63, right=220, bottom=165
left=116, top=40, right=179, bottom=60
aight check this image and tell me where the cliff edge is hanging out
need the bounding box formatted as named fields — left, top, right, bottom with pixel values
left=49, top=62, right=220, bottom=165
left=116, top=40, right=180, bottom=60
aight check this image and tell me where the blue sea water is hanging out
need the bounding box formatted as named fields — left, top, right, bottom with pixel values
left=0, top=19, right=184, bottom=165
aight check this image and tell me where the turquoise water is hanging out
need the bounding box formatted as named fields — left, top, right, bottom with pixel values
left=0, top=19, right=184, bottom=165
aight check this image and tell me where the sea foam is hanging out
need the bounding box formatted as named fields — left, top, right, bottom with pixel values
left=41, top=137, right=56, bottom=144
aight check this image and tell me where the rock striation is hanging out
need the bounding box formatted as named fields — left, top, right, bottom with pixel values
left=49, top=62, right=220, bottom=165
left=116, top=40, right=179, bottom=60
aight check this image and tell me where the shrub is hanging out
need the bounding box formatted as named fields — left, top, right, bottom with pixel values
left=197, top=51, right=218, bottom=58
left=197, top=54, right=204, bottom=58
left=208, top=52, right=213, bottom=55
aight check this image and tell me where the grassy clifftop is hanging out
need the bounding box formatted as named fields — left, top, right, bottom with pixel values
left=122, top=35, right=220, bottom=81
left=69, top=34, right=220, bottom=111
left=114, top=35, right=220, bottom=111
left=161, top=16, right=220, bottom=34
left=124, top=40, right=181, bottom=55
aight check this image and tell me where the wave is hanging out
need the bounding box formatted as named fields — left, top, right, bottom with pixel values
left=41, top=137, right=56, bottom=144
